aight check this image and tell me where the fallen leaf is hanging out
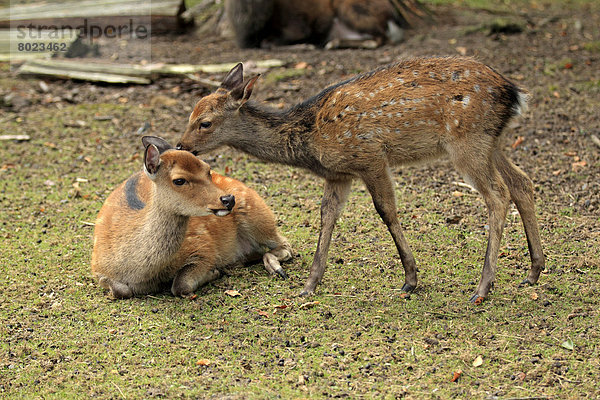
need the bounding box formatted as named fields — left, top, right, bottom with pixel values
left=511, top=136, right=525, bottom=149
left=473, top=355, right=483, bottom=367
left=1, top=163, right=17, bottom=170
left=451, top=370, right=462, bottom=382
left=44, top=142, right=57, bottom=149
left=399, top=292, right=411, bottom=299
left=561, top=339, right=574, bottom=350
left=257, top=310, right=269, bottom=318
left=295, top=61, right=308, bottom=69
left=452, top=190, right=464, bottom=197
left=572, top=160, right=587, bottom=171
left=564, top=151, right=577, bottom=157
left=274, top=304, right=288, bottom=309
left=455, top=46, right=467, bottom=55
left=225, top=289, right=241, bottom=297
left=516, top=371, right=526, bottom=381
left=530, top=292, right=539, bottom=300
left=196, top=359, right=211, bottom=366
left=552, top=169, right=562, bottom=176
left=299, top=301, right=320, bottom=309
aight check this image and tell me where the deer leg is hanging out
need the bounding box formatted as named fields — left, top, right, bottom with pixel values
left=361, top=169, right=418, bottom=292
left=493, top=152, right=545, bottom=285
left=263, top=233, right=293, bottom=279
left=172, top=258, right=222, bottom=297
left=461, top=163, right=511, bottom=304
left=98, top=276, right=133, bottom=299
left=300, top=178, right=352, bottom=296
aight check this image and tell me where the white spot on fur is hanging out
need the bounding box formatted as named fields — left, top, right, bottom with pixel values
left=473, top=84, right=480, bottom=93
left=462, top=95, right=470, bottom=108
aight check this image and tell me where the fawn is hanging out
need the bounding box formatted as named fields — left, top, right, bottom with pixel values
left=177, top=57, right=545, bottom=303
left=91, top=136, right=292, bottom=299
left=226, top=0, right=408, bottom=49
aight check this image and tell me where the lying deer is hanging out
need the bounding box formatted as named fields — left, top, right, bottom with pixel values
left=226, top=0, right=407, bottom=49
left=91, top=136, right=292, bottom=299
left=177, top=57, right=545, bottom=303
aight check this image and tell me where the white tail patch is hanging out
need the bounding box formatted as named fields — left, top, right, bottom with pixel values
left=514, top=91, right=529, bottom=115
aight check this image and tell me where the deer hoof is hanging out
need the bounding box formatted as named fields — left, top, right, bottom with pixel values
left=276, top=269, right=288, bottom=280
left=401, top=283, right=416, bottom=293
left=469, top=294, right=485, bottom=305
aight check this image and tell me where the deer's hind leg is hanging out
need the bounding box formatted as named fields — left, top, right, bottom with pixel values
left=452, top=151, right=511, bottom=304
left=493, top=151, right=545, bottom=285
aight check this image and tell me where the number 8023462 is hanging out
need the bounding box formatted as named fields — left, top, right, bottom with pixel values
left=16, top=42, right=68, bottom=52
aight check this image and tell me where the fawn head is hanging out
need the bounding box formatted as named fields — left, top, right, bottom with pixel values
left=142, top=136, right=235, bottom=217
left=177, top=63, right=259, bottom=155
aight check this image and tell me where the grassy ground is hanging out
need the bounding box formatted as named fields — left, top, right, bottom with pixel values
left=2, top=0, right=600, bottom=398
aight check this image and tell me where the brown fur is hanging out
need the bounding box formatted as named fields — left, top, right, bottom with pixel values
left=177, top=57, right=545, bottom=303
left=225, top=0, right=404, bottom=48
left=91, top=139, right=292, bottom=299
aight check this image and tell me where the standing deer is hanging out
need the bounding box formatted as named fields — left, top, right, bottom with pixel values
left=92, top=136, right=292, bottom=299
left=176, top=57, right=545, bottom=303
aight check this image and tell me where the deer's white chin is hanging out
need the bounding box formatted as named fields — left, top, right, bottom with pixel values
left=214, top=209, right=231, bottom=217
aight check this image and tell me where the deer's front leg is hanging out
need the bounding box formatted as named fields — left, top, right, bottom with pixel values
left=361, top=168, right=418, bottom=293
left=300, top=179, right=352, bottom=296
left=262, top=235, right=293, bottom=279
left=172, top=257, right=222, bottom=297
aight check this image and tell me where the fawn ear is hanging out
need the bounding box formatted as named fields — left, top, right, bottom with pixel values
left=230, top=75, right=260, bottom=108
left=144, top=144, right=161, bottom=178
left=142, top=136, right=172, bottom=154
left=220, top=63, right=243, bottom=91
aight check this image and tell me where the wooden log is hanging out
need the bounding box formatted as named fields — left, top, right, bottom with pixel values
left=0, top=0, right=190, bottom=34
left=16, top=58, right=285, bottom=84
left=17, top=61, right=151, bottom=84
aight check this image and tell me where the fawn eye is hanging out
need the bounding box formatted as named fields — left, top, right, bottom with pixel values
left=199, top=121, right=212, bottom=129
left=172, top=178, right=187, bottom=186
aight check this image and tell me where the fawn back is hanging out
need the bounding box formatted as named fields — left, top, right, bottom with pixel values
left=177, top=57, right=544, bottom=303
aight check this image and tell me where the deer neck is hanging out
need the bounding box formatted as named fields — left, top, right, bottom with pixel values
left=227, top=101, right=330, bottom=176
left=134, top=197, right=189, bottom=266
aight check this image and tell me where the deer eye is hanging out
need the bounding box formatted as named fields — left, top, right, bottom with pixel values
left=199, top=121, right=212, bottom=129
left=172, top=178, right=187, bottom=186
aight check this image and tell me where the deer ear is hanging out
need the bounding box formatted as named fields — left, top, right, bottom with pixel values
left=144, top=144, right=161, bottom=178
left=230, top=75, right=260, bottom=107
left=220, top=63, right=244, bottom=91
left=142, top=136, right=172, bottom=154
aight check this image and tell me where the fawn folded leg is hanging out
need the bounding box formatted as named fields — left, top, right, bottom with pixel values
left=493, top=152, right=545, bottom=285
left=361, top=167, right=418, bottom=292
left=98, top=276, right=133, bottom=299
left=263, top=233, right=293, bottom=279
left=172, top=257, right=222, bottom=297
left=301, top=178, right=352, bottom=296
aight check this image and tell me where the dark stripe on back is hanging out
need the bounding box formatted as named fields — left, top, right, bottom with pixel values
left=125, top=174, right=145, bottom=210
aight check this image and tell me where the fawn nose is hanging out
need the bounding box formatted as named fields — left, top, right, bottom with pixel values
left=220, top=195, right=235, bottom=211
left=175, top=143, right=183, bottom=150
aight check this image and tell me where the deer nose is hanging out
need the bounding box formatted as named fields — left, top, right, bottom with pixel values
left=220, top=195, right=235, bottom=210
left=175, top=143, right=183, bottom=150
